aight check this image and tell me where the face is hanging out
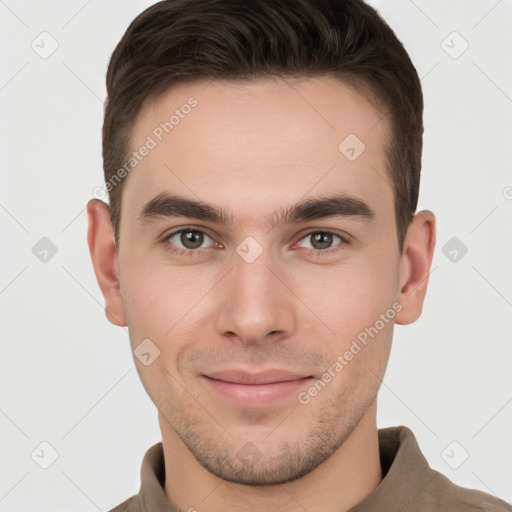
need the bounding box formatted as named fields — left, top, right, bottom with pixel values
left=92, top=76, right=423, bottom=485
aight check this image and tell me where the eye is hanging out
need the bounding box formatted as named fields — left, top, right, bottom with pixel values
left=163, top=227, right=219, bottom=256
left=161, top=227, right=348, bottom=258
left=296, top=230, right=347, bottom=255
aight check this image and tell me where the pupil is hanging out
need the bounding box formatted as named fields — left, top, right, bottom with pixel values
left=182, top=231, right=203, bottom=249
left=313, top=233, right=332, bottom=250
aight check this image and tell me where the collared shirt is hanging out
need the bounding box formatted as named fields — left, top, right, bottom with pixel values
left=109, top=425, right=512, bottom=511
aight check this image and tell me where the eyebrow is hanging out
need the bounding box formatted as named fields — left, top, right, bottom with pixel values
left=137, top=192, right=375, bottom=228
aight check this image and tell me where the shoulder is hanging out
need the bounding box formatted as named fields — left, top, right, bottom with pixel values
left=413, top=469, right=512, bottom=511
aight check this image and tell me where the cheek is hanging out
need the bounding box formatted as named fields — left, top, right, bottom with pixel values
left=298, top=259, right=399, bottom=341
left=120, top=261, right=211, bottom=361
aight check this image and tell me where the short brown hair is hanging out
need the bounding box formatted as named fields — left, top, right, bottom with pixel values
left=103, top=0, right=423, bottom=253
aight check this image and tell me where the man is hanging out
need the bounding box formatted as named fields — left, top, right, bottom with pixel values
left=87, top=0, right=511, bottom=510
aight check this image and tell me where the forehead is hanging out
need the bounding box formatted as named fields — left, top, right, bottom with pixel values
left=123, top=75, right=392, bottom=226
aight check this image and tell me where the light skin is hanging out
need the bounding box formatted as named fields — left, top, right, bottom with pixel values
left=87, top=76, right=436, bottom=512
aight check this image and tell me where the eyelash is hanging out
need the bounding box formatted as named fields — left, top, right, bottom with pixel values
left=161, top=226, right=349, bottom=258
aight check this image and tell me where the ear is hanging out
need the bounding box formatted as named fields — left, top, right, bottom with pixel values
left=86, top=198, right=127, bottom=327
left=395, top=210, right=436, bottom=325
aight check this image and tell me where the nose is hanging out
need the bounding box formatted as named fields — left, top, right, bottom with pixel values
left=214, top=244, right=297, bottom=346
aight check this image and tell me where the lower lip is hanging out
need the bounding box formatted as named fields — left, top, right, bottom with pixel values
left=202, top=376, right=313, bottom=407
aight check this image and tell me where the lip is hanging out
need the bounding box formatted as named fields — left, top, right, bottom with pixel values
left=201, top=369, right=314, bottom=407
left=204, top=369, right=311, bottom=385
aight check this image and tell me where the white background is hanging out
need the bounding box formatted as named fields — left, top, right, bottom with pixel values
left=1, top=0, right=511, bottom=510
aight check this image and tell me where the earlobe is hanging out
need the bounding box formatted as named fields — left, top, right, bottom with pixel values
left=395, top=210, right=436, bottom=325
left=86, top=198, right=127, bottom=327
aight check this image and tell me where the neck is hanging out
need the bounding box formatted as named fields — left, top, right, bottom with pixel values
left=160, top=400, right=383, bottom=512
